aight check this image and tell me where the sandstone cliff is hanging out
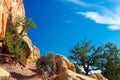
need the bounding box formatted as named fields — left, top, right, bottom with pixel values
left=0, top=0, right=40, bottom=66
left=0, top=0, right=24, bottom=39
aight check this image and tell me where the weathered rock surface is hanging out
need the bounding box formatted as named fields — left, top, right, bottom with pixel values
left=90, top=73, right=107, bottom=80
left=28, top=46, right=40, bottom=62
left=54, top=70, right=96, bottom=80
left=54, top=54, right=76, bottom=74
left=0, top=0, right=25, bottom=39
left=0, top=0, right=40, bottom=66
left=0, top=67, right=10, bottom=80
left=23, top=36, right=40, bottom=62
left=52, top=54, right=96, bottom=80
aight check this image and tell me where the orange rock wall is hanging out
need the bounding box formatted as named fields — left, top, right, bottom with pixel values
left=0, top=0, right=25, bottom=40
left=0, top=0, right=40, bottom=66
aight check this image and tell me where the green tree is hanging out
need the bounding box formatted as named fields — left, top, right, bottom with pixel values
left=102, top=42, right=120, bottom=80
left=68, top=39, right=104, bottom=75
left=4, top=16, right=36, bottom=62
left=69, top=39, right=120, bottom=79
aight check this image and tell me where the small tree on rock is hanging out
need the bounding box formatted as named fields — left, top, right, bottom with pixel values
left=68, top=39, right=104, bottom=75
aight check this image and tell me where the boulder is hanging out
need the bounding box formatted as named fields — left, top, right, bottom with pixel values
left=54, top=54, right=76, bottom=74
left=52, top=55, right=96, bottom=80
left=0, top=67, right=10, bottom=80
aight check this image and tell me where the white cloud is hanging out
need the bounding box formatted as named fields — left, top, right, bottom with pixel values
left=76, top=11, right=120, bottom=25
left=60, top=0, right=120, bottom=30
left=108, top=25, right=120, bottom=30
left=76, top=7, right=120, bottom=30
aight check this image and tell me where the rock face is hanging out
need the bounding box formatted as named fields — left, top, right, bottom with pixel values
left=90, top=73, right=107, bottom=80
left=0, top=67, right=10, bottom=80
left=54, top=54, right=76, bottom=74
left=27, top=46, right=40, bottom=62
left=0, top=0, right=40, bottom=66
left=52, top=54, right=96, bottom=80
left=22, top=36, right=40, bottom=63
left=54, top=70, right=97, bottom=80
left=0, top=0, right=25, bottom=40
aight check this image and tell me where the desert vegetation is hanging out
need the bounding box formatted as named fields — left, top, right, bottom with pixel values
left=0, top=8, right=119, bottom=80
left=68, top=39, right=120, bottom=80
left=35, top=39, right=120, bottom=80
left=36, top=52, right=56, bottom=75
left=1, top=15, right=36, bottom=64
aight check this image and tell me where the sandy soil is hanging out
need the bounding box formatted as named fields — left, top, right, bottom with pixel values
left=0, top=54, right=44, bottom=80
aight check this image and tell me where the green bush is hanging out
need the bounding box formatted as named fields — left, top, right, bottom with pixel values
left=3, top=16, right=35, bottom=63
left=36, top=52, right=56, bottom=75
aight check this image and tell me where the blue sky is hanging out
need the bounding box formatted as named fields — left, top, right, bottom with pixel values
left=23, top=0, right=120, bottom=56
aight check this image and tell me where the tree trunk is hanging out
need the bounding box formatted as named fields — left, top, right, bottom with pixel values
left=85, top=68, right=89, bottom=75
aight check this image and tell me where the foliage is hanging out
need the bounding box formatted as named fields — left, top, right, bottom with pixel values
left=36, top=52, right=56, bottom=75
left=68, top=39, right=104, bottom=75
left=13, top=16, right=36, bottom=35
left=4, top=16, right=36, bottom=62
left=69, top=39, right=120, bottom=79
left=102, top=42, right=120, bottom=80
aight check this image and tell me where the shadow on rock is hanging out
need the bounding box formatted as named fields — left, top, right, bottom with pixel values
left=10, top=72, right=37, bottom=80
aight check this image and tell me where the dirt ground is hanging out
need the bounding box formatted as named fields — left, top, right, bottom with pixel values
left=0, top=54, right=46, bottom=80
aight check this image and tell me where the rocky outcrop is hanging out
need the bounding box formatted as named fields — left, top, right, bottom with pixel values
left=90, top=73, right=107, bottom=80
left=28, top=46, right=40, bottom=62
left=52, top=54, right=96, bottom=80
left=54, top=70, right=96, bottom=80
left=0, top=0, right=40, bottom=66
left=0, top=67, right=10, bottom=80
left=54, top=54, right=76, bottom=74
left=23, top=36, right=40, bottom=62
